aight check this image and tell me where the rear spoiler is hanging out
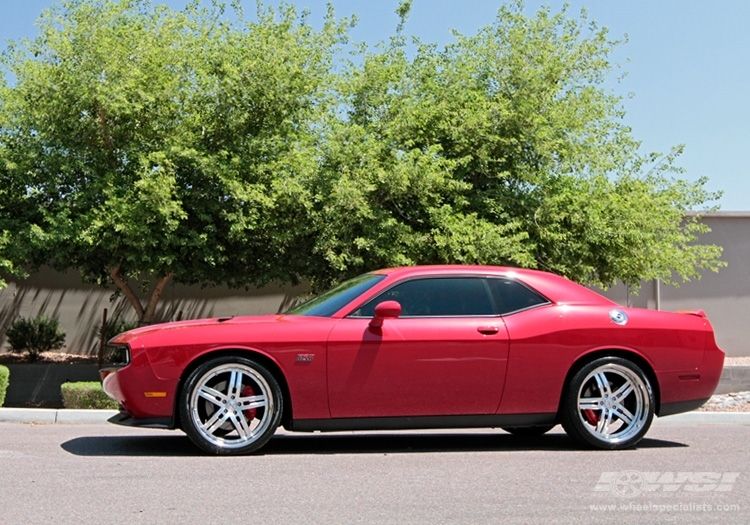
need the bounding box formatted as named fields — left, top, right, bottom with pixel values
left=676, top=309, right=706, bottom=318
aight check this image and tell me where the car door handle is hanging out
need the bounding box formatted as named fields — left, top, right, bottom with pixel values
left=477, top=326, right=500, bottom=335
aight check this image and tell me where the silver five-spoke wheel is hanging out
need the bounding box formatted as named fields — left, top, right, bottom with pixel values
left=561, top=357, right=654, bottom=450
left=180, top=356, right=282, bottom=455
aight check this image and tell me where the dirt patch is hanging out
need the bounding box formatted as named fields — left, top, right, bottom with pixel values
left=2, top=352, right=748, bottom=367
left=0, top=352, right=98, bottom=365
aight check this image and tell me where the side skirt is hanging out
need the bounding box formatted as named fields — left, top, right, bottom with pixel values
left=289, top=413, right=557, bottom=433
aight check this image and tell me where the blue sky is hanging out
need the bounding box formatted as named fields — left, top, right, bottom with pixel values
left=2, top=0, right=748, bottom=211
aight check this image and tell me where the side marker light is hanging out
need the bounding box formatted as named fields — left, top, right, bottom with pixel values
left=144, top=392, right=168, bottom=398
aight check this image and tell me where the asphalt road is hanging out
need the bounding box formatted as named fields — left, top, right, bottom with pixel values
left=0, top=423, right=748, bottom=524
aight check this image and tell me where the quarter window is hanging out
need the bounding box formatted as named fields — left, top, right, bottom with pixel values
left=486, top=278, right=548, bottom=315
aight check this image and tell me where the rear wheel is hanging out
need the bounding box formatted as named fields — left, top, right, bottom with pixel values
left=560, top=357, right=654, bottom=450
left=180, top=356, right=282, bottom=455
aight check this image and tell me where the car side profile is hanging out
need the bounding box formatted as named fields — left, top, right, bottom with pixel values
left=101, top=265, right=724, bottom=454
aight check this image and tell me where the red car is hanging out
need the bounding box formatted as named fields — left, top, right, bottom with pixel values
left=102, top=265, right=724, bottom=454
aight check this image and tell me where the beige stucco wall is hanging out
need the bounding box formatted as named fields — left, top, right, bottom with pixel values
left=0, top=269, right=307, bottom=355
left=1, top=212, right=748, bottom=357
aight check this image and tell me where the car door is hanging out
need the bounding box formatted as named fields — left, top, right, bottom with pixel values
left=326, top=277, right=510, bottom=418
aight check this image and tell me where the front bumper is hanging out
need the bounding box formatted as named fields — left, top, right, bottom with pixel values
left=100, top=350, right=178, bottom=423
left=107, top=411, right=174, bottom=429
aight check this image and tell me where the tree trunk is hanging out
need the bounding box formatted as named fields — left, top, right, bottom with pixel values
left=108, top=264, right=174, bottom=325
left=143, top=272, right=174, bottom=324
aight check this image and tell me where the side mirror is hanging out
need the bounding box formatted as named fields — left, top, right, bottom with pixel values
left=369, top=300, right=402, bottom=328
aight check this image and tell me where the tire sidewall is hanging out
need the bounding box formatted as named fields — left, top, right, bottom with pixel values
left=180, top=355, right=283, bottom=455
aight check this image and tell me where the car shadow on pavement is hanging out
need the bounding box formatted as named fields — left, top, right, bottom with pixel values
left=60, top=430, right=687, bottom=457
left=261, top=432, right=687, bottom=455
left=61, top=434, right=202, bottom=457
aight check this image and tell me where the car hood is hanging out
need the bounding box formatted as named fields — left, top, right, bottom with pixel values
left=109, top=314, right=309, bottom=344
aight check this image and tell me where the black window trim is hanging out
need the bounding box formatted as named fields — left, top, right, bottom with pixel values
left=345, top=274, right=551, bottom=319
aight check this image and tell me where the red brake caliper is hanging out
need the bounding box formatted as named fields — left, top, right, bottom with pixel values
left=242, top=385, right=257, bottom=421
left=583, top=409, right=599, bottom=425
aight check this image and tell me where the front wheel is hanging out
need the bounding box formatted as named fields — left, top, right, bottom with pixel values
left=179, top=356, right=282, bottom=455
left=560, top=357, right=654, bottom=450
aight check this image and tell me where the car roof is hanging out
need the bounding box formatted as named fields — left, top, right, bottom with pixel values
left=371, top=265, right=615, bottom=306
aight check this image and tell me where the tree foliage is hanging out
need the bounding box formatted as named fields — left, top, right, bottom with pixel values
left=303, top=1, right=723, bottom=289
left=0, top=0, right=724, bottom=322
left=0, top=0, right=350, bottom=322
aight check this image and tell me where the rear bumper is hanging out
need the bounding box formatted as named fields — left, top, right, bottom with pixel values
left=655, top=343, right=724, bottom=414
left=657, top=397, right=711, bottom=417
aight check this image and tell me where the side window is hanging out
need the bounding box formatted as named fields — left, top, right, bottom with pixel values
left=486, top=278, right=548, bottom=315
left=351, top=278, right=495, bottom=317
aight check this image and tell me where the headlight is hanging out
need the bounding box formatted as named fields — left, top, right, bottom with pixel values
left=100, top=343, right=130, bottom=368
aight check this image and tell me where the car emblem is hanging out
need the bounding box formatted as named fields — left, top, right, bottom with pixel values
left=609, top=309, right=628, bottom=326
left=296, top=354, right=315, bottom=362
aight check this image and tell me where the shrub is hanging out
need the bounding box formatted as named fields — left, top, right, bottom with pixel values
left=93, top=318, right=139, bottom=343
left=0, top=365, right=9, bottom=407
left=6, top=315, right=66, bottom=362
left=61, top=382, right=119, bottom=410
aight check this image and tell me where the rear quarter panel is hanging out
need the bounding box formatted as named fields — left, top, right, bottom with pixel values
left=498, top=304, right=713, bottom=414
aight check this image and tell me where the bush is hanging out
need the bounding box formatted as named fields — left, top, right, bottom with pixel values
left=0, top=365, right=9, bottom=407
left=61, top=382, right=119, bottom=410
left=93, top=317, right=138, bottom=343
left=6, top=315, right=66, bottom=362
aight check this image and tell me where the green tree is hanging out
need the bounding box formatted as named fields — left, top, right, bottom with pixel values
left=301, top=0, right=723, bottom=290
left=0, top=0, right=349, bottom=322
left=0, top=0, right=724, bottom=315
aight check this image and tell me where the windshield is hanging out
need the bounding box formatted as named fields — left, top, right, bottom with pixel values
left=285, top=273, right=386, bottom=317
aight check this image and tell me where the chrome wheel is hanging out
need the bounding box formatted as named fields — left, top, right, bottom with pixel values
left=181, top=357, right=282, bottom=454
left=561, top=357, right=654, bottom=449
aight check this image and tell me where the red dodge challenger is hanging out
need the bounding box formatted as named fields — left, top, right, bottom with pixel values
left=102, top=265, right=724, bottom=454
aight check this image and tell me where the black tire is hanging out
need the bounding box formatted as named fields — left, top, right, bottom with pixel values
left=179, top=355, right=282, bottom=455
left=501, top=425, right=555, bottom=437
left=560, top=357, right=654, bottom=450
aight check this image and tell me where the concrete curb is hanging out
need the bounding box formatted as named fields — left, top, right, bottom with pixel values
left=0, top=408, right=118, bottom=424
left=653, top=411, right=750, bottom=425
left=1, top=407, right=750, bottom=425
left=716, top=366, right=750, bottom=394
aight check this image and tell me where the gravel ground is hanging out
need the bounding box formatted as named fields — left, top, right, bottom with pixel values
left=699, top=391, right=750, bottom=412
left=696, top=357, right=750, bottom=412
left=725, top=356, right=750, bottom=366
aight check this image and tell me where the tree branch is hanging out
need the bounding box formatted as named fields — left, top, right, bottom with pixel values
left=143, top=272, right=174, bottom=324
left=109, top=263, right=145, bottom=321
